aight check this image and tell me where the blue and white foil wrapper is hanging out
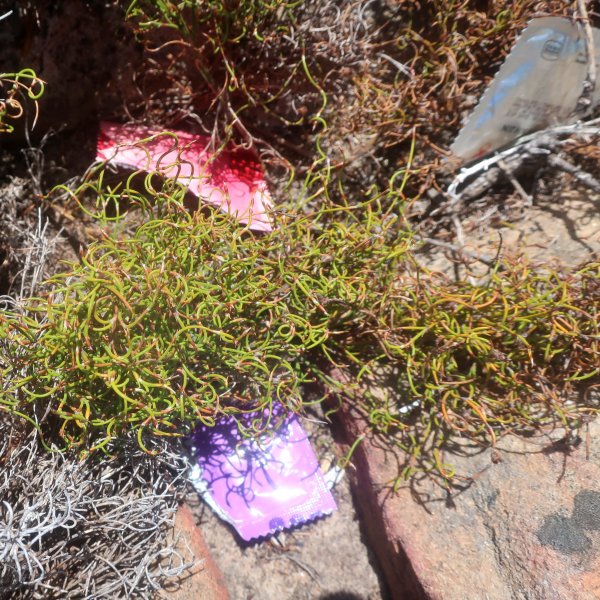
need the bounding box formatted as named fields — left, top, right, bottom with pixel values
left=452, top=17, right=600, bottom=164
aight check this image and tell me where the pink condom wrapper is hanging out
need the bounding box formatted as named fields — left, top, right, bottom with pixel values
left=188, top=406, right=337, bottom=541
left=96, top=121, right=273, bottom=231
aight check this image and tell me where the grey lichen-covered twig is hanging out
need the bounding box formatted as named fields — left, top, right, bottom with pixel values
left=548, top=153, right=600, bottom=193
left=0, top=151, right=197, bottom=600
left=0, top=418, right=194, bottom=599
left=18, top=206, right=58, bottom=299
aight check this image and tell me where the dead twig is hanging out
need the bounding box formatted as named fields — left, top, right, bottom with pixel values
left=548, top=154, right=600, bottom=193
left=497, top=158, right=533, bottom=206
left=284, top=553, right=321, bottom=584
left=417, top=236, right=497, bottom=267
left=446, top=118, right=600, bottom=203
left=575, top=0, right=597, bottom=115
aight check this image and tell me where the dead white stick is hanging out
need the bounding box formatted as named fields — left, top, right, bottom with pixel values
left=446, top=118, right=600, bottom=201
left=576, top=0, right=597, bottom=114
left=548, top=154, right=600, bottom=192
left=498, top=158, right=533, bottom=206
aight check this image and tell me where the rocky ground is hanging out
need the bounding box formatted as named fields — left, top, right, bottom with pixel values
left=191, top=466, right=386, bottom=600
left=1, top=2, right=599, bottom=599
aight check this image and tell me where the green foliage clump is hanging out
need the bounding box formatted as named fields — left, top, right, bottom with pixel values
left=0, top=174, right=411, bottom=451
left=126, top=0, right=300, bottom=43
left=0, top=162, right=597, bottom=471
left=1, top=1, right=598, bottom=483
left=366, top=261, right=599, bottom=480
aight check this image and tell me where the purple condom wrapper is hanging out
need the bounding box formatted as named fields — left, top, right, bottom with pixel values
left=188, top=404, right=337, bottom=541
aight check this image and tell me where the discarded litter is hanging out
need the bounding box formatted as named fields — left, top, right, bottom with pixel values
left=96, top=121, right=273, bottom=231
left=451, top=17, right=600, bottom=164
left=187, top=404, right=337, bottom=542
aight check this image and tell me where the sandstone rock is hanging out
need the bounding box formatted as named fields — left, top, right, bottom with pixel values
left=160, top=503, right=230, bottom=600
left=337, top=405, right=600, bottom=600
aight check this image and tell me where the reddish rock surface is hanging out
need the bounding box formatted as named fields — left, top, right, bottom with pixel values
left=337, top=404, right=600, bottom=600
left=161, top=503, right=230, bottom=600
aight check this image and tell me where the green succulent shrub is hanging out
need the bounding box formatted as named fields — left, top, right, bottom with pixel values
left=0, top=171, right=413, bottom=451
left=1, top=1, right=597, bottom=484
left=0, top=164, right=597, bottom=480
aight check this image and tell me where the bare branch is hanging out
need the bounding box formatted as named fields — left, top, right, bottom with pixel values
left=548, top=154, right=600, bottom=193
left=575, top=0, right=597, bottom=115
left=446, top=118, right=600, bottom=203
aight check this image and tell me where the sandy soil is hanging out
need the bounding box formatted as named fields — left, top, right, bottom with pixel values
left=416, top=184, right=600, bottom=276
